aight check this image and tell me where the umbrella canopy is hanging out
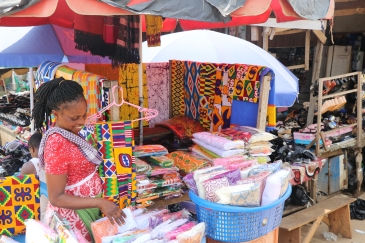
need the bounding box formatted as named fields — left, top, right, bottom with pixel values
left=0, top=24, right=110, bottom=68
left=142, top=30, right=298, bottom=107
left=0, top=0, right=334, bottom=30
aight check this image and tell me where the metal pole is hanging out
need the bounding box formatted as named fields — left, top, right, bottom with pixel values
left=138, top=15, right=143, bottom=145
left=29, top=68, right=34, bottom=134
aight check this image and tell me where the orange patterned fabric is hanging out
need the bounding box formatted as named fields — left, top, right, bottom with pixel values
left=72, top=71, right=105, bottom=117
left=166, top=151, right=210, bottom=173
left=91, top=218, right=118, bottom=243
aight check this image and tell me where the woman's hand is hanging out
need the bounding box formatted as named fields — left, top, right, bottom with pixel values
left=98, top=198, right=126, bottom=226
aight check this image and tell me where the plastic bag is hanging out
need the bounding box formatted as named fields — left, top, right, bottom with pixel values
left=350, top=198, right=365, bottom=220
left=176, top=222, right=205, bottom=243
left=91, top=218, right=118, bottom=243
left=164, top=222, right=197, bottom=241
left=290, top=186, right=309, bottom=206
left=25, top=219, right=58, bottom=243
left=151, top=219, right=189, bottom=239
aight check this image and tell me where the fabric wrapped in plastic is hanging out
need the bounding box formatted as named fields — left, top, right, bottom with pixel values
left=164, top=222, right=197, bottom=241
left=25, top=219, right=58, bottom=243
left=176, top=222, right=205, bottom=243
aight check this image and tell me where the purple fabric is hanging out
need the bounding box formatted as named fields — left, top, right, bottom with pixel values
left=183, top=173, right=198, bottom=195
left=207, top=169, right=241, bottom=185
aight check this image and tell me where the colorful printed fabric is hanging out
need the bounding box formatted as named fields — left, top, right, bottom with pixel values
left=183, top=61, right=201, bottom=121
left=147, top=155, right=174, bottom=168
left=55, top=65, right=77, bottom=80
left=136, top=187, right=183, bottom=203
left=237, top=171, right=272, bottom=205
left=133, top=145, right=168, bottom=157
left=192, top=138, right=246, bottom=158
left=136, top=166, right=179, bottom=179
left=137, top=176, right=181, bottom=191
left=166, top=151, right=210, bottom=173
left=215, top=127, right=252, bottom=142
left=145, top=15, right=162, bottom=47
left=193, top=132, right=245, bottom=150
left=170, top=60, right=185, bottom=116
left=191, top=145, right=215, bottom=161
left=118, top=64, right=149, bottom=127
left=232, top=65, right=264, bottom=103
left=146, top=63, right=170, bottom=127
left=95, top=121, right=136, bottom=208
left=211, top=64, right=235, bottom=132
left=155, top=115, right=207, bottom=139
left=291, top=160, right=323, bottom=186
left=0, top=175, right=40, bottom=237
left=198, top=63, right=217, bottom=130
left=135, top=158, right=152, bottom=174
left=91, top=218, right=118, bottom=243
left=35, top=61, right=63, bottom=89
left=72, top=71, right=105, bottom=118
left=85, top=64, right=119, bottom=81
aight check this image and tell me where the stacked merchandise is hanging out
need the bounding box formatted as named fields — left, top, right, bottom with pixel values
left=184, top=160, right=291, bottom=207
left=0, top=140, right=31, bottom=176
left=190, top=127, right=276, bottom=163
left=133, top=145, right=184, bottom=208
left=17, top=207, right=206, bottom=243
left=0, top=93, right=31, bottom=127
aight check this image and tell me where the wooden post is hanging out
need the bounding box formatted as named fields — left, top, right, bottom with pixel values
left=306, top=40, right=324, bottom=126
left=356, top=72, right=363, bottom=192
left=305, top=30, right=310, bottom=70
left=256, top=75, right=271, bottom=131
left=262, top=27, right=269, bottom=51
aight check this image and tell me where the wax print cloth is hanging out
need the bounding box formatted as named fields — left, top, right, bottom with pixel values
left=136, top=167, right=179, bottom=179
left=147, top=155, right=174, bottom=168
left=35, top=61, right=63, bottom=89
left=183, top=61, right=201, bottom=121
left=198, top=63, right=216, bottom=130
left=72, top=71, right=105, bottom=118
left=191, top=145, right=215, bottom=161
left=192, top=138, right=246, bottom=158
left=170, top=60, right=185, bottom=116
left=95, top=121, right=136, bottom=207
left=136, top=176, right=181, bottom=191
left=55, top=65, right=77, bottom=80
left=155, top=115, right=207, bottom=139
left=118, top=64, right=149, bottom=127
left=0, top=175, right=40, bottom=237
left=133, top=145, right=168, bottom=157
left=166, top=151, right=210, bottom=173
left=145, top=15, right=162, bottom=47
left=146, top=63, right=170, bottom=127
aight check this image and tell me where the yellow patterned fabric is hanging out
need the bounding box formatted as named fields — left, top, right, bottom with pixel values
left=0, top=175, right=40, bottom=237
left=170, top=60, right=185, bottom=116
left=55, top=65, right=77, bottom=80
left=118, top=64, right=149, bottom=127
left=145, top=15, right=163, bottom=47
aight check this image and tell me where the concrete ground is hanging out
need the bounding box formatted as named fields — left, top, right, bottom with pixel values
left=300, top=192, right=365, bottom=243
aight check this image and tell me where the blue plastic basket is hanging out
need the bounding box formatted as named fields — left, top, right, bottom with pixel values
left=189, top=186, right=292, bottom=242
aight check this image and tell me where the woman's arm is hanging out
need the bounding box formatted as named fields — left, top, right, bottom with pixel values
left=19, top=162, right=37, bottom=176
left=46, top=173, right=126, bottom=225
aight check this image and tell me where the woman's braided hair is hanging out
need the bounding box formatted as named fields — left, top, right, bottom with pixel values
left=32, top=77, right=85, bottom=132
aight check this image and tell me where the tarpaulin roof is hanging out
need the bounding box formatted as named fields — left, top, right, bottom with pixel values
left=0, top=24, right=111, bottom=68
left=0, top=0, right=334, bottom=30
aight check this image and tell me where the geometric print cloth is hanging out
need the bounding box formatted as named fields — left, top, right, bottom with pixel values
left=183, top=61, right=201, bottom=121
left=198, top=63, right=216, bottom=130
left=118, top=64, right=149, bottom=127
left=170, top=60, right=185, bottom=117
left=72, top=70, right=105, bottom=118
left=95, top=121, right=136, bottom=208
left=0, top=175, right=40, bottom=237
left=146, top=63, right=170, bottom=127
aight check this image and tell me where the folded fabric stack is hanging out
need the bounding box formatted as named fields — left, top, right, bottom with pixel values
left=215, top=126, right=277, bottom=159
left=166, top=151, right=211, bottom=173
left=92, top=208, right=205, bottom=243
left=191, top=131, right=246, bottom=159
left=184, top=160, right=290, bottom=207
left=134, top=145, right=183, bottom=208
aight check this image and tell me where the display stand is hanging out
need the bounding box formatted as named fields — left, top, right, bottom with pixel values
left=308, top=71, right=363, bottom=194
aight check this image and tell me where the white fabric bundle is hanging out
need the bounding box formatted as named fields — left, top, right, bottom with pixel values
left=193, top=139, right=246, bottom=157
left=261, top=169, right=291, bottom=206
left=193, top=132, right=245, bottom=150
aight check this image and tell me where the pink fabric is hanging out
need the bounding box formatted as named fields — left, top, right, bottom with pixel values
left=237, top=171, right=271, bottom=204
left=213, top=156, right=256, bottom=170
left=146, top=63, right=170, bottom=127
left=164, top=222, right=197, bottom=241
left=203, top=177, right=230, bottom=202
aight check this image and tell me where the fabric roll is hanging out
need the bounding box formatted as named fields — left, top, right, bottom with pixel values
left=55, top=65, right=77, bottom=80
left=192, top=138, right=246, bottom=158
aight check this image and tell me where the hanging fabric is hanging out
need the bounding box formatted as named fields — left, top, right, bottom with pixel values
left=85, top=64, right=119, bottom=81
left=35, top=61, right=63, bottom=88
left=113, top=16, right=140, bottom=67
left=146, top=63, right=170, bottom=127
left=118, top=64, right=149, bottom=127
left=198, top=63, right=216, bottom=130
left=145, top=15, right=163, bottom=47
left=170, top=60, right=185, bottom=116
left=183, top=61, right=201, bottom=121
left=55, top=65, right=77, bottom=80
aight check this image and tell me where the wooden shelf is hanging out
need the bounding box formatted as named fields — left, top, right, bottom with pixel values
left=321, top=88, right=357, bottom=100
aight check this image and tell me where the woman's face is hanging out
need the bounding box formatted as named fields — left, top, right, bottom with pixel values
left=53, top=98, right=87, bottom=134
